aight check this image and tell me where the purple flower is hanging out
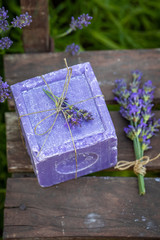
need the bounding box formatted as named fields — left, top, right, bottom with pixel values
left=11, top=12, right=32, bottom=29
left=65, top=43, right=80, bottom=56
left=141, top=104, right=155, bottom=123
left=0, top=76, right=11, bottom=103
left=141, top=136, right=151, bottom=151
left=62, top=98, right=94, bottom=128
left=70, top=13, right=93, bottom=31
left=143, top=80, right=155, bottom=93
left=113, top=79, right=127, bottom=95
left=120, top=107, right=131, bottom=120
left=0, top=37, right=13, bottom=49
left=70, top=17, right=78, bottom=31
left=112, top=79, right=130, bottom=108
left=124, top=125, right=138, bottom=140
left=129, top=70, right=142, bottom=93
left=132, top=70, right=142, bottom=81
left=0, top=6, right=9, bottom=31
left=128, top=104, right=140, bottom=115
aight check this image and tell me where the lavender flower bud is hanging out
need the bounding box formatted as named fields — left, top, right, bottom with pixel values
left=70, top=13, right=93, bottom=31
left=141, top=136, right=151, bottom=151
left=0, top=76, right=11, bottom=103
left=124, top=125, right=138, bottom=140
left=131, top=70, right=142, bottom=81
left=11, top=12, right=32, bottom=29
left=0, top=37, right=13, bottom=49
left=143, top=80, right=155, bottom=93
left=0, top=6, right=9, bottom=31
left=65, top=43, right=80, bottom=56
left=62, top=98, right=94, bottom=128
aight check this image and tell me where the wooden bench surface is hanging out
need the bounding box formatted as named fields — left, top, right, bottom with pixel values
left=4, top=49, right=160, bottom=109
left=3, top=49, right=160, bottom=240
left=5, top=111, right=160, bottom=173
left=3, top=177, right=160, bottom=239
left=4, top=49, right=160, bottom=173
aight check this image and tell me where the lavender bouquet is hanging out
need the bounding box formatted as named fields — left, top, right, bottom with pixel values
left=113, top=71, right=160, bottom=195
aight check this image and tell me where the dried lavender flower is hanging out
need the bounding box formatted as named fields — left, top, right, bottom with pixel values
left=0, top=37, right=13, bottom=49
left=70, top=14, right=93, bottom=31
left=65, top=43, right=80, bottom=56
left=43, top=90, right=94, bottom=128
left=0, top=7, right=32, bottom=51
left=62, top=98, right=94, bottom=128
left=11, top=12, right=32, bottom=29
left=0, top=76, right=11, bottom=103
left=0, top=6, right=9, bottom=31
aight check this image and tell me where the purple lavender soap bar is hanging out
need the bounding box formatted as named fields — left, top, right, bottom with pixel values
left=11, top=62, right=117, bottom=187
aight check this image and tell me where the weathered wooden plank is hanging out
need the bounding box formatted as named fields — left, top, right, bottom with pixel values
left=20, top=0, right=50, bottom=52
left=3, top=177, right=160, bottom=239
left=4, top=49, right=160, bottom=109
left=5, top=111, right=160, bottom=173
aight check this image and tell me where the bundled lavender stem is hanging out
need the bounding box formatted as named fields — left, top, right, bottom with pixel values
left=113, top=70, right=160, bottom=195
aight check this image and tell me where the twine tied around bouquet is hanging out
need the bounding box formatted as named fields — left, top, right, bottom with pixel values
left=114, top=153, right=160, bottom=176
left=18, top=58, right=104, bottom=178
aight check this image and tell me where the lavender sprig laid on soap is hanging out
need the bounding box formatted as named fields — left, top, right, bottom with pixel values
left=43, top=89, right=94, bottom=128
left=113, top=70, right=160, bottom=195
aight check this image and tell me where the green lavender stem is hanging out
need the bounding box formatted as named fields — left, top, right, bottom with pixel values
left=133, top=136, right=145, bottom=195
left=43, top=89, right=76, bottom=111
left=55, top=28, right=73, bottom=38
left=43, top=89, right=73, bottom=118
left=43, top=89, right=56, bottom=103
left=43, top=89, right=69, bottom=107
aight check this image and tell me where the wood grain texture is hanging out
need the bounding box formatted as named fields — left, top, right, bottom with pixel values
left=3, top=177, right=160, bottom=239
left=4, top=49, right=160, bottom=109
left=5, top=111, right=160, bottom=173
left=20, top=0, right=50, bottom=52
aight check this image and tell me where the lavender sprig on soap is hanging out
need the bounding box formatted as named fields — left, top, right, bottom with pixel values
left=113, top=70, right=160, bottom=195
left=43, top=89, right=94, bottom=128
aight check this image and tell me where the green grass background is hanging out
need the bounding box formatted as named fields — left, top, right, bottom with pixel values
left=1, top=0, right=160, bottom=238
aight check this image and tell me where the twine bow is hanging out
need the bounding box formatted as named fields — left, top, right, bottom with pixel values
left=18, top=59, right=104, bottom=178
left=115, top=153, right=160, bottom=176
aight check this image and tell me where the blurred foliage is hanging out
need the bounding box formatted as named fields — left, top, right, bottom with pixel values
left=49, top=0, right=160, bottom=52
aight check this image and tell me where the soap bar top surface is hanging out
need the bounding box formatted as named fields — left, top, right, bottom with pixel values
left=11, top=62, right=116, bottom=161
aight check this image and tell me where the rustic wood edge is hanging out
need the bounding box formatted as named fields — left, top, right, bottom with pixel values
left=3, top=177, right=160, bottom=239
